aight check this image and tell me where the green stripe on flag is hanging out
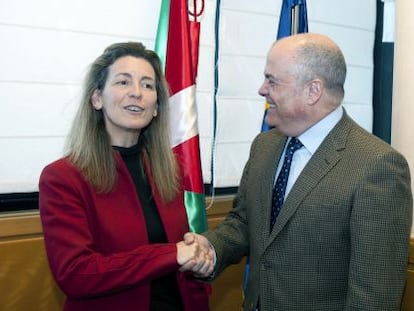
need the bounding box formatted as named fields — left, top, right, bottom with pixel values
left=184, top=191, right=207, bottom=233
left=154, top=0, right=170, bottom=72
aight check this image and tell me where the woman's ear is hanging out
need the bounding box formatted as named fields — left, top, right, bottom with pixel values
left=153, top=104, right=159, bottom=117
left=306, top=79, right=323, bottom=105
left=91, top=89, right=102, bottom=110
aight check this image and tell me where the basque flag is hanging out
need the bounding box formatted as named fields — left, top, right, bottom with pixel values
left=155, top=0, right=207, bottom=233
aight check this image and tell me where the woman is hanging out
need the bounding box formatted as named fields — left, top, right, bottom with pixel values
left=39, top=42, right=211, bottom=311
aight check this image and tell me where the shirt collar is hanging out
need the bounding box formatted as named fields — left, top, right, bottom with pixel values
left=297, top=106, right=343, bottom=155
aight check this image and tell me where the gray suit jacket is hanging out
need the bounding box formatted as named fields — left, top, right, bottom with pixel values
left=204, top=111, right=412, bottom=311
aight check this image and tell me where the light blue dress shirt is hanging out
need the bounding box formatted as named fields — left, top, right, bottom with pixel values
left=276, top=106, right=344, bottom=199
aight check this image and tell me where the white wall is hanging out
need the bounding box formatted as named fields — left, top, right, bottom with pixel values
left=210, top=0, right=376, bottom=186
left=0, top=0, right=376, bottom=192
left=393, top=0, right=414, bottom=237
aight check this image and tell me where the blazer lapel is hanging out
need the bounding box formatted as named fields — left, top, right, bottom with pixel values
left=267, top=113, right=352, bottom=245
left=260, top=135, right=287, bottom=245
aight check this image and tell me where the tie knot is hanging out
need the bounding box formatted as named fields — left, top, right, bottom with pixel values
left=286, top=137, right=303, bottom=154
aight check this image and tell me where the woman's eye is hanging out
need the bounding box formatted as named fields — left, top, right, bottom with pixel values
left=142, top=82, right=155, bottom=89
left=116, top=80, right=129, bottom=85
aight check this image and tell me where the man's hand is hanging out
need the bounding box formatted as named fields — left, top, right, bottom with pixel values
left=176, top=232, right=215, bottom=277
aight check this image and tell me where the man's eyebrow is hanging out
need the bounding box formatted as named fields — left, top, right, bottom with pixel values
left=264, top=73, right=278, bottom=81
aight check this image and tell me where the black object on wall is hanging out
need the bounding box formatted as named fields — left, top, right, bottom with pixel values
left=0, top=192, right=39, bottom=212
left=373, top=0, right=394, bottom=144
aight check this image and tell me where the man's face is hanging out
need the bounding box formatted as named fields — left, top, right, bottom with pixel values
left=258, top=44, right=308, bottom=136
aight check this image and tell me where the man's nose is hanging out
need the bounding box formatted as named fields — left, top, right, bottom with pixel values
left=258, top=82, right=268, bottom=97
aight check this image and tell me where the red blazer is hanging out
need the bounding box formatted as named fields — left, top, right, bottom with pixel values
left=39, top=153, right=210, bottom=311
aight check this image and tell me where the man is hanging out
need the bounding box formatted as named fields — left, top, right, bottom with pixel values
left=185, top=33, right=413, bottom=310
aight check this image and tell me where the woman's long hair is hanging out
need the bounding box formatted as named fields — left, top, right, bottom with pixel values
left=65, top=42, right=179, bottom=202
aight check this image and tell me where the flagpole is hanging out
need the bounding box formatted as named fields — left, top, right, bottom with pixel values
left=291, top=5, right=299, bottom=35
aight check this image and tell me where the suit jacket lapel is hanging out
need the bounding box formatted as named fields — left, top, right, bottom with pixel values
left=266, top=112, right=352, bottom=245
left=260, top=136, right=287, bottom=244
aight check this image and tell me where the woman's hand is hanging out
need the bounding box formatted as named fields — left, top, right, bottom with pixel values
left=176, top=233, right=214, bottom=277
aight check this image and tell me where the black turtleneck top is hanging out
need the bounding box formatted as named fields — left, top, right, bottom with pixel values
left=113, top=142, right=183, bottom=311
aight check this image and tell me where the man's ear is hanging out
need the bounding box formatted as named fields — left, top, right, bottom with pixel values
left=91, top=89, right=102, bottom=110
left=306, top=79, right=323, bottom=105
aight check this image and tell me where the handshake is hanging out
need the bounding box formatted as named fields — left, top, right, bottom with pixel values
left=176, top=233, right=215, bottom=277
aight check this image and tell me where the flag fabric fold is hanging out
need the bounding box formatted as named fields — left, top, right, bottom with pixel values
left=155, top=0, right=207, bottom=233
left=277, top=0, right=308, bottom=39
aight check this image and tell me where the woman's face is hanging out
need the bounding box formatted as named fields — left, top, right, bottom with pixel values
left=92, top=55, right=158, bottom=147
